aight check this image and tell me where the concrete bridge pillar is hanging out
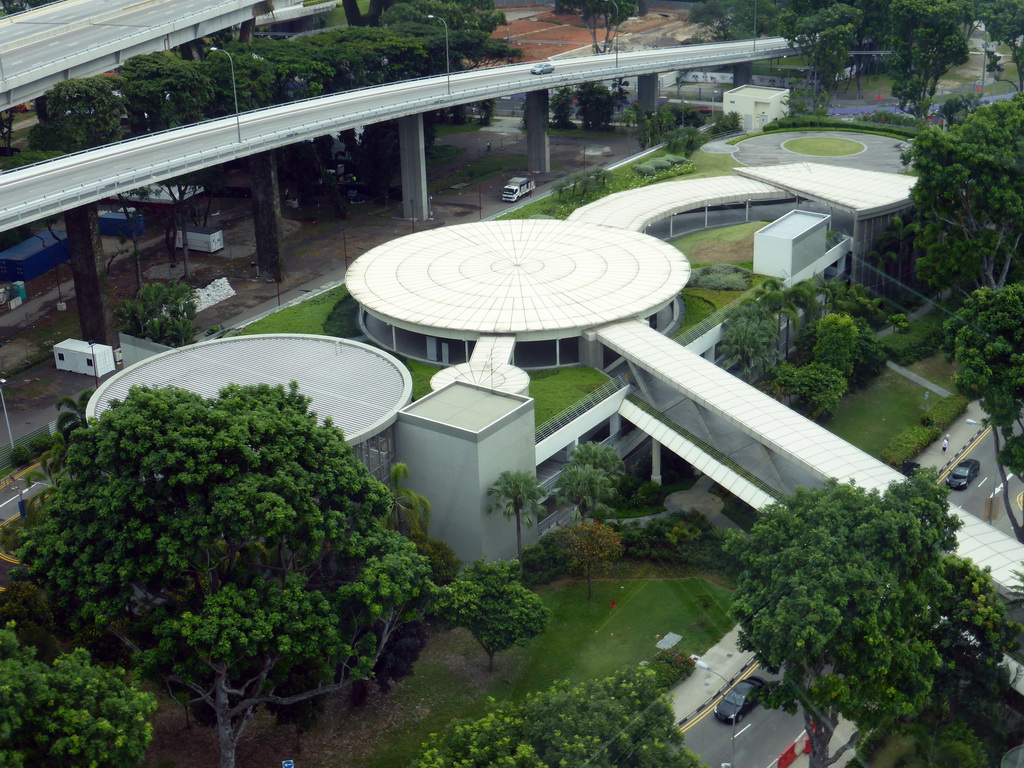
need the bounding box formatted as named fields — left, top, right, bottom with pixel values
left=399, top=113, right=430, bottom=221
left=651, top=438, right=663, bottom=485
left=732, top=61, right=753, bottom=87
left=525, top=90, right=550, bottom=173
left=637, top=73, right=659, bottom=110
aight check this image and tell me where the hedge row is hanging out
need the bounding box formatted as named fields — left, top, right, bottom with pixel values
left=761, top=116, right=919, bottom=140
left=880, top=394, right=969, bottom=468
left=878, top=314, right=947, bottom=365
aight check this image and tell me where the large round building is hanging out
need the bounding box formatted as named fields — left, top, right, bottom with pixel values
left=346, top=220, right=691, bottom=368
left=87, top=334, right=412, bottom=481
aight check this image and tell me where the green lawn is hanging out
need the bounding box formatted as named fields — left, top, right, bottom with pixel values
left=362, top=577, right=733, bottom=768
left=685, top=150, right=740, bottom=179
left=405, top=359, right=442, bottom=400
left=782, top=137, right=864, bottom=157
left=435, top=122, right=481, bottom=136
left=825, top=368, right=936, bottom=458
left=425, top=144, right=463, bottom=169
left=670, top=221, right=767, bottom=256
left=549, top=126, right=630, bottom=140
left=530, top=367, right=610, bottom=425
left=515, top=578, right=734, bottom=695
left=678, top=293, right=717, bottom=334
left=904, top=352, right=958, bottom=394
left=239, top=285, right=349, bottom=336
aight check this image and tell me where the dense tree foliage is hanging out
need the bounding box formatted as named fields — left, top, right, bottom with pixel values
left=888, top=0, right=969, bottom=115
left=0, top=624, right=156, bottom=768
left=907, top=95, right=1024, bottom=292
left=726, top=473, right=1015, bottom=768
left=115, top=280, right=198, bottom=347
left=20, top=383, right=437, bottom=768
left=442, top=560, right=550, bottom=671
left=410, top=666, right=703, bottom=768
left=981, top=0, right=1024, bottom=93
left=945, top=284, right=1024, bottom=542
left=559, top=520, right=623, bottom=600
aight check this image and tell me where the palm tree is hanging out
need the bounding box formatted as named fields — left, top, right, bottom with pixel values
left=386, top=462, right=431, bottom=535
left=556, top=463, right=614, bottom=521
left=55, top=389, right=93, bottom=437
left=20, top=433, right=67, bottom=527
left=488, top=469, right=545, bottom=559
left=567, top=442, right=623, bottom=478
left=720, top=302, right=780, bottom=382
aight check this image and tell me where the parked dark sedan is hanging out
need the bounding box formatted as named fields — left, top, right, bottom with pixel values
left=714, top=676, right=766, bottom=723
left=947, top=459, right=981, bottom=490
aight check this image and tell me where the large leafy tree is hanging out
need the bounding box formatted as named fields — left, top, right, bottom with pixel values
left=19, top=383, right=436, bottom=768
left=559, top=520, right=623, bottom=600
left=981, top=0, right=1024, bottom=93
left=120, top=52, right=215, bottom=134
left=488, top=469, right=545, bottom=559
left=560, top=0, right=638, bottom=54
left=888, top=0, right=970, bottom=116
left=778, top=4, right=862, bottom=108
left=724, top=472, right=999, bottom=768
left=410, top=666, right=703, bottom=768
left=0, top=624, right=157, bottom=768
left=945, top=284, right=1024, bottom=542
left=442, top=560, right=550, bottom=671
left=907, top=96, right=1024, bottom=291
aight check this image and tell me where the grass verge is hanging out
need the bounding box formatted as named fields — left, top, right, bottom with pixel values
left=239, top=285, right=349, bottom=336
left=825, top=367, right=935, bottom=458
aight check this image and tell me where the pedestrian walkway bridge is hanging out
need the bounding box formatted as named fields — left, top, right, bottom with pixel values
left=593, top=317, right=1024, bottom=595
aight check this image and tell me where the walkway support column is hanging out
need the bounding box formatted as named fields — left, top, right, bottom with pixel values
left=399, top=113, right=430, bottom=220
left=637, top=73, right=658, bottom=110
left=249, top=150, right=284, bottom=281
left=651, top=438, right=662, bottom=486
left=526, top=90, right=550, bottom=173
left=732, top=61, right=753, bottom=87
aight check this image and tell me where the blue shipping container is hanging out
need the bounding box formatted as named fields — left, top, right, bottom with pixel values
left=99, top=210, right=145, bottom=238
left=0, top=231, right=69, bottom=283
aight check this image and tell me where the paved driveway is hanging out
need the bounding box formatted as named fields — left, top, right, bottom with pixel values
left=720, top=130, right=910, bottom=173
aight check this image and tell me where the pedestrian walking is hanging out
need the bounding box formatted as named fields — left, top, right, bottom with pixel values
left=942, top=435, right=949, bottom=454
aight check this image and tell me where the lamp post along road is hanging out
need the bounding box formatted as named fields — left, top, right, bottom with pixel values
left=0, top=378, right=12, bottom=452
left=608, top=0, right=620, bottom=67
left=428, top=15, right=451, bottom=94
left=210, top=47, right=242, bottom=143
left=696, top=659, right=737, bottom=768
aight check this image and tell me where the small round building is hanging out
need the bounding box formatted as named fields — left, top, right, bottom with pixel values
left=87, top=334, right=412, bottom=481
left=346, top=220, right=691, bottom=368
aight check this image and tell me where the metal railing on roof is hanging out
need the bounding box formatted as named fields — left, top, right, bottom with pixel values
left=534, top=375, right=629, bottom=443
left=673, top=285, right=759, bottom=348
left=626, top=395, right=783, bottom=500
left=825, top=231, right=849, bottom=251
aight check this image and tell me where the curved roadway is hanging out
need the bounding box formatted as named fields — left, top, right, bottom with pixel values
left=0, top=38, right=792, bottom=233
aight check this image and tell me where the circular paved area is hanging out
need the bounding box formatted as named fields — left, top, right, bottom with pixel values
left=708, top=130, right=908, bottom=173
left=348, top=220, right=690, bottom=339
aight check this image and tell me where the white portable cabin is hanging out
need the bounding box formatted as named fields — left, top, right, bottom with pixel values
left=175, top=226, right=224, bottom=253
left=53, top=339, right=116, bottom=377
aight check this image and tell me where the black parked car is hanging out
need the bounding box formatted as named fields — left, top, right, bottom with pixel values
left=714, top=676, right=766, bottom=723
left=947, top=459, right=981, bottom=490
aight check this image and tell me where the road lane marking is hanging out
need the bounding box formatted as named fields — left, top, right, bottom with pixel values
left=736, top=723, right=753, bottom=738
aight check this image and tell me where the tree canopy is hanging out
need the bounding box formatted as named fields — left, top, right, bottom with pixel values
left=20, top=383, right=437, bottom=768
left=908, top=95, right=1024, bottom=292
left=0, top=623, right=156, bottom=768
left=724, top=472, right=1003, bottom=768
left=442, top=560, right=550, bottom=671
left=410, top=666, right=703, bottom=768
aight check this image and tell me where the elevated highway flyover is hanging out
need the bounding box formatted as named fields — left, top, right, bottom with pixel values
left=0, top=0, right=321, bottom=111
left=0, top=37, right=794, bottom=228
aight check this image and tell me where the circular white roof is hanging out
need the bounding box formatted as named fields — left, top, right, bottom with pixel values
left=87, top=335, right=412, bottom=445
left=430, top=362, right=530, bottom=396
left=347, top=220, right=690, bottom=340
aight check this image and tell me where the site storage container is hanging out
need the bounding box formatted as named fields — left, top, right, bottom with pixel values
left=0, top=230, right=69, bottom=283
left=175, top=226, right=224, bottom=253
left=53, top=339, right=116, bottom=377
left=99, top=210, right=145, bottom=238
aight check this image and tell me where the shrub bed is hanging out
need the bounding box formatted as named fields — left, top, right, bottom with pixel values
left=879, top=313, right=946, bottom=365
left=761, top=116, right=918, bottom=140
left=879, top=395, right=969, bottom=468
left=647, top=648, right=696, bottom=688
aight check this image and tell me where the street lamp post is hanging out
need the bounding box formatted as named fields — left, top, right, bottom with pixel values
left=752, top=0, right=758, bottom=51
left=0, top=376, right=12, bottom=450
left=210, top=47, right=242, bottom=143
left=427, top=15, right=451, bottom=94
left=608, top=0, right=620, bottom=68
left=696, top=659, right=737, bottom=768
